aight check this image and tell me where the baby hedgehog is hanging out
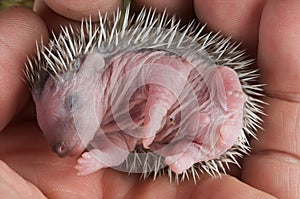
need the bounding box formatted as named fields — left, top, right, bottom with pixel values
left=24, top=7, right=264, bottom=182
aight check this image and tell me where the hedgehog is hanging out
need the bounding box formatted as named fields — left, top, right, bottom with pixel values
left=24, top=6, right=264, bottom=183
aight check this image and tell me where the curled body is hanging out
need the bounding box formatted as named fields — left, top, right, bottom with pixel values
left=25, top=7, right=264, bottom=181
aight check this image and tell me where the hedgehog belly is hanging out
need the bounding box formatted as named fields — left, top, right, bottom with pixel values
left=77, top=49, right=246, bottom=175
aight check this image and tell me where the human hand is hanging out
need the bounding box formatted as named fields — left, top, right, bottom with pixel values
left=0, top=0, right=299, bottom=198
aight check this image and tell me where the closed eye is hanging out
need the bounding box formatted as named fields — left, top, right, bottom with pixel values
left=64, top=93, right=79, bottom=111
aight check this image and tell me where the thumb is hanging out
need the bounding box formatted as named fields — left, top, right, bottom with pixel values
left=0, top=160, right=46, bottom=199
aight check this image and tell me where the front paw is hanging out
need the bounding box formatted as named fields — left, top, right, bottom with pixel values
left=75, top=150, right=105, bottom=176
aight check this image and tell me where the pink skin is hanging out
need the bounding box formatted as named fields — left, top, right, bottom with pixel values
left=34, top=53, right=106, bottom=157
left=165, top=67, right=247, bottom=173
left=33, top=50, right=246, bottom=176
left=143, top=57, right=192, bottom=148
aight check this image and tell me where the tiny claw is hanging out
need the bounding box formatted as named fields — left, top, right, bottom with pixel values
left=165, top=152, right=194, bottom=174
left=142, top=136, right=155, bottom=148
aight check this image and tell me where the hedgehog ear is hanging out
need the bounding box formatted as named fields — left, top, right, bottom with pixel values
left=79, top=52, right=105, bottom=75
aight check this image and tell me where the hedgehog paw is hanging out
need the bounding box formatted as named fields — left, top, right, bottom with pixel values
left=226, top=90, right=247, bottom=109
left=165, top=152, right=195, bottom=174
left=75, top=150, right=105, bottom=176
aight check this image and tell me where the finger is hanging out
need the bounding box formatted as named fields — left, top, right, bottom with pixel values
left=124, top=175, right=181, bottom=199
left=123, top=174, right=276, bottom=199
left=33, top=0, right=123, bottom=33
left=0, top=7, right=48, bottom=131
left=131, top=0, right=195, bottom=23
left=194, top=0, right=266, bottom=55
left=190, top=175, right=276, bottom=199
left=242, top=0, right=300, bottom=198
left=257, top=0, right=300, bottom=101
left=0, top=161, right=46, bottom=199
left=44, top=0, right=123, bottom=20
left=33, top=0, right=80, bottom=34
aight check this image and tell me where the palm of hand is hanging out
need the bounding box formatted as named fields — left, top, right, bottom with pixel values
left=0, top=118, right=205, bottom=198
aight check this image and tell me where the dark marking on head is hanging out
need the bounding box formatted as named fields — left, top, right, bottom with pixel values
left=73, top=55, right=84, bottom=72
left=64, top=93, right=80, bottom=111
left=31, top=72, right=50, bottom=100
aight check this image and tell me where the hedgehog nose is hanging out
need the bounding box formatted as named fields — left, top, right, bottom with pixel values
left=52, top=142, right=68, bottom=157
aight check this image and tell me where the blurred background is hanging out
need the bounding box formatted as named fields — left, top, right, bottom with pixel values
left=0, top=0, right=33, bottom=10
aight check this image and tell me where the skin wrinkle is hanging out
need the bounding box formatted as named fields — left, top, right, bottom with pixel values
left=46, top=190, right=89, bottom=199
left=242, top=98, right=300, bottom=198
left=190, top=175, right=276, bottom=199
left=102, top=170, right=111, bottom=199
left=293, top=106, right=300, bottom=151
left=124, top=180, right=149, bottom=199
left=283, top=163, right=296, bottom=197
left=286, top=166, right=291, bottom=197
left=106, top=170, right=139, bottom=199
left=0, top=9, right=44, bottom=59
left=250, top=150, right=300, bottom=165
left=242, top=152, right=300, bottom=198
left=39, top=173, right=87, bottom=198
left=79, top=174, right=100, bottom=198
left=297, top=171, right=300, bottom=199
left=247, top=97, right=300, bottom=160
left=264, top=90, right=300, bottom=103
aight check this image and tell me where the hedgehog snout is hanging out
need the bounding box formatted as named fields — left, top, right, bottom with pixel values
left=52, top=142, right=69, bottom=157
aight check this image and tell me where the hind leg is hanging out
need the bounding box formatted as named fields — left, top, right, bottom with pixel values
left=165, top=66, right=247, bottom=174
left=212, top=66, right=246, bottom=156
